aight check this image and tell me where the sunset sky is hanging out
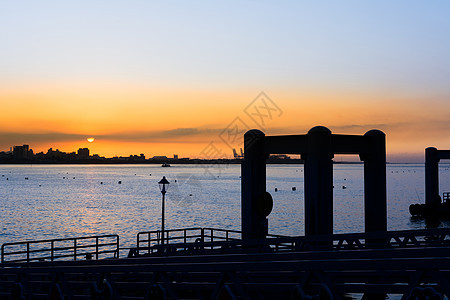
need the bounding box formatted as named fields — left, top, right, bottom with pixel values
left=1, top=1, right=449, bottom=162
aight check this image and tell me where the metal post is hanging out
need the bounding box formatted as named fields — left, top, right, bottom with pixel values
left=304, top=126, right=333, bottom=236
left=161, top=191, right=165, bottom=245
left=361, top=130, right=387, bottom=234
left=96, top=237, right=99, bottom=260
left=116, top=236, right=119, bottom=258
left=425, top=147, right=440, bottom=208
left=242, top=129, right=267, bottom=240
left=74, top=239, right=77, bottom=261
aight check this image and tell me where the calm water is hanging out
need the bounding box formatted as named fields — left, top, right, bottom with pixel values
left=1, top=163, right=450, bottom=248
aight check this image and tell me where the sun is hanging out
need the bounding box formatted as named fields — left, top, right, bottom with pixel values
left=87, top=137, right=95, bottom=143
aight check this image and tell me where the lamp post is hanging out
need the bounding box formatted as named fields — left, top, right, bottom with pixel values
left=158, top=176, right=170, bottom=245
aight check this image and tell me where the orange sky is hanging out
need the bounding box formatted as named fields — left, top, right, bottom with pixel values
left=1, top=82, right=450, bottom=162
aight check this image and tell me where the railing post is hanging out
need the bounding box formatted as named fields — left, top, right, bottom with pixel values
left=74, top=239, right=77, bottom=261
left=116, top=236, right=119, bottom=258
left=148, top=232, right=151, bottom=254
left=96, top=237, right=99, bottom=260
left=136, top=233, right=140, bottom=256
left=27, top=243, right=30, bottom=263
left=51, top=241, right=54, bottom=261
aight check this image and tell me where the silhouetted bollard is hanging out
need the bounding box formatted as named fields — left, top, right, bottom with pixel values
left=304, top=126, right=333, bottom=237
left=361, top=130, right=387, bottom=234
left=242, top=130, right=268, bottom=240
left=425, top=147, right=440, bottom=208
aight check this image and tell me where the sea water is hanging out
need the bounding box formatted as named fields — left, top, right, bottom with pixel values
left=1, top=163, right=450, bottom=248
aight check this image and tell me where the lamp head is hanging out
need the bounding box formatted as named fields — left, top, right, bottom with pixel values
left=158, top=176, right=170, bottom=193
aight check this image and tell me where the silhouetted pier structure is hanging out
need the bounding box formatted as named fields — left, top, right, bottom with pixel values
left=410, top=147, right=450, bottom=217
left=1, top=127, right=450, bottom=299
left=242, top=126, right=386, bottom=240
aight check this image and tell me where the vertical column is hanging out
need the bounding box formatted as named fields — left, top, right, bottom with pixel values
left=241, top=130, right=267, bottom=240
left=361, top=130, right=387, bottom=233
left=304, top=126, right=333, bottom=236
left=425, top=147, right=440, bottom=207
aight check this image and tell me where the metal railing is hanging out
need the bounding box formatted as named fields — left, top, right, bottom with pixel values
left=132, top=227, right=450, bottom=257
left=135, top=227, right=287, bottom=256
left=1, top=234, right=119, bottom=263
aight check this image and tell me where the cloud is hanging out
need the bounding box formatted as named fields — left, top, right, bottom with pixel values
left=0, top=127, right=223, bottom=147
left=0, top=132, right=85, bottom=145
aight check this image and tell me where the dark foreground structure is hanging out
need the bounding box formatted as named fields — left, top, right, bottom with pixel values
left=410, top=147, right=450, bottom=217
left=1, top=127, right=450, bottom=299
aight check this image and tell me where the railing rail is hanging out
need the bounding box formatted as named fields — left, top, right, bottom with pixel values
left=1, top=234, right=119, bottom=263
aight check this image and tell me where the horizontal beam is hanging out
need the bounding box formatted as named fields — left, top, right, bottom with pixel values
left=263, top=134, right=370, bottom=156
left=264, top=135, right=307, bottom=154
left=438, top=150, right=450, bottom=160
left=331, top=134, right=367, bottom=155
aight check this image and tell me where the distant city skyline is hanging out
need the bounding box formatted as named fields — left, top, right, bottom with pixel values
left=1, top=1, right=450, bottom=163
left=1, top=144, right=181, bottom=161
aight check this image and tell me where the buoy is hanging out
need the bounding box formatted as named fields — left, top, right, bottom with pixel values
left=342, top=186, right=347, bottom=189
left=189, top=194, right=193, bottom=196
left=292, top=187, right=296, bottom=191
left=118, top=181, right=122, bottom=184
left=100, top=182, right=103, bottom=184
left=275, top=188, right=278, bottom=192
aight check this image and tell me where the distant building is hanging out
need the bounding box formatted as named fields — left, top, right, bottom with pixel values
left=46, top=148, right=66, bottom=159
left=174, top=154, right=178, bottom=159
left=152, top=156, right=168, bottom=160
left=77, top=148, right=90, bottom=159
left=13, top=145, right=33, bottom=160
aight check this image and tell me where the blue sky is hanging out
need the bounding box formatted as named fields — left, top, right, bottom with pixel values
left=2, top=1, right=449, bottom=91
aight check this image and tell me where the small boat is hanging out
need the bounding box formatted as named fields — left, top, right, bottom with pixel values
left=410, top=192, right=450, bottom=217
left=161, top=163, right=171, bottom=167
